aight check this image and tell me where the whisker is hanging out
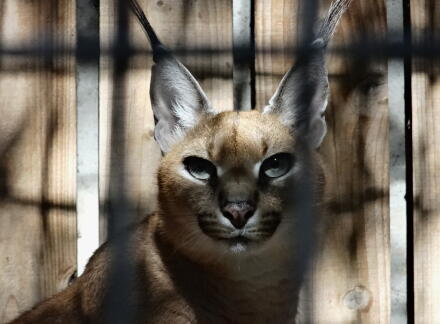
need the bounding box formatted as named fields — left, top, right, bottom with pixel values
left=198, top=219, right=219, bottom=225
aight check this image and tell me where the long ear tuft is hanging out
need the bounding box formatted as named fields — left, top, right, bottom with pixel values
left=128, top=0, right=163, bottom=60
left=316, top=0, right=352, bottom=46
left=264, top=0, right=351, bottom=148
left=128, top=0, right=213, bottom=153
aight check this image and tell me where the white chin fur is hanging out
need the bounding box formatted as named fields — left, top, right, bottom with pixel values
left=229, top=242, right=247, bottom=254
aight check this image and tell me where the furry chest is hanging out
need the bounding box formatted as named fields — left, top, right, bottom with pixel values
left=180, top=274, right=299, bottom=324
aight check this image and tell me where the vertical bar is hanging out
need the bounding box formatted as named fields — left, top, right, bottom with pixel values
left=76, top=0, right=100, bottom=275
left=296, top=0, right=318, bottom=321
left=387, top=0, right=408, bottom=322
left=403, top=1, right=414, bottom=321
left=102, top=1, right=138, bottom=323
left=233, top=0, right=253, bottom=111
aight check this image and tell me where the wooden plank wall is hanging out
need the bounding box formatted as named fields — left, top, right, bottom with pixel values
left=99, top=0, right=233, bottom=240
left=255, top=0, right=390, bottom=322
left=0, top=0, right=76, bottom=323
left=318, top=2, right=390, bottom=322
left=7, top=0, right=440, bottom=322
left=412, top=0, right=440, bottom=322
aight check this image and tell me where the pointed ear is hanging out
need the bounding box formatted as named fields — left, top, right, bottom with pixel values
left=128, top=0, right=213, bottom=153
left=263, top=0, right=351, bottom=148
left=263, top=50, right=329, bottom=148
left=150, top=51, right=213, bottom=152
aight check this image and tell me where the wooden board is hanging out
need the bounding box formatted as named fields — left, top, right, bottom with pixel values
left=255, top=0, right=390, bottom=322
left=0, top=1, right=76, bottom=322
left=411, top=0, right=440, bottom=322
left=0, top=0, right=398, bottom=322
left=255, top=0, right=298, bottom=109
left=99, top=0, right=233, bottom=240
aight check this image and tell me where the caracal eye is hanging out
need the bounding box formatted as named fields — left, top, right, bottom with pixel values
left=183, top=156, right=217, bottom=181
left=260, top=153, right=293, bottom=179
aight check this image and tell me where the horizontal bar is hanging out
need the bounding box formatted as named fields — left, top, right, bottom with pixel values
left=3, top=40, right=440, bottom=59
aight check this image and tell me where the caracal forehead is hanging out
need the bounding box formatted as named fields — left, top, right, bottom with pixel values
left=184, top=111, right=295, bottom=166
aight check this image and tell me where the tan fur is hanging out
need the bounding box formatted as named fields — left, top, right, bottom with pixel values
left=7, top=111, right=327, bottom=324
left=6, top=0, right=351, bottom=319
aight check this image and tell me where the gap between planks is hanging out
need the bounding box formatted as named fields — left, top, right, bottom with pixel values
left=387, top=0, right=408, bottom=322
left=76, top=0, right=100, bottom=275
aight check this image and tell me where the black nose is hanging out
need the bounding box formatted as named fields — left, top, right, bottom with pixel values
left=221, top=201, right=255, bottom=229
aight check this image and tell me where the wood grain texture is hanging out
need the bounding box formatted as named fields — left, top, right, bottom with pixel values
left=0, top=1, right=77, bottom=323
left=256, top=0, right=390, bottom=322
left=412, top=1, right=440, bottom=322
left=255, top=0, right=298, bottom=110
left=99, top=0, right=233, bottom=240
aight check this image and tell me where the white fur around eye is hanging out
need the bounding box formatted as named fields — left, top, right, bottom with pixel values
left=217, top=166, right=225, bottom=177
left=178, top=165, right=207, bottom=185
left=253, top=161, right=262, bottom=178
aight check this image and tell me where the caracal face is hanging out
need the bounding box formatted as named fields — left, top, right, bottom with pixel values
left=158, top=110, right=316, bottom=258
left=140, top=0, right=348, bottom=262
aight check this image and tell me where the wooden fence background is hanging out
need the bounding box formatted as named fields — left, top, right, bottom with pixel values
left=0, top=0, right=438, bottom=323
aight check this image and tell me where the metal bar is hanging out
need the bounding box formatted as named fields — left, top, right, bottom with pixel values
left=233, top=0, right=253, bottom=111
left=296, top=0, right=319, bottom=321
left=387, top=0, right=408, bottom=322
left=3, top=40, right=440, bottom=60
left=102, top=1, right=138, bottom=323
left=76, top=0, right=100, bottom=275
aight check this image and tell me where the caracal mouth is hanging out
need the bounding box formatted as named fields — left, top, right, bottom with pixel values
left=197, top=212, right=281, bottom=250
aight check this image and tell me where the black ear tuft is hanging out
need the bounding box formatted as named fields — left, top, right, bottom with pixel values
left=128, top=0, right=214, bottom=153
left=263, top=0, right=351, bottom=148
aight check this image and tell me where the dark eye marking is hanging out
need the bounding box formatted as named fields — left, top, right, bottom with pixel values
left=183, top=156, right=217, bottom=181
left=260, top=153, right=293, bottom=179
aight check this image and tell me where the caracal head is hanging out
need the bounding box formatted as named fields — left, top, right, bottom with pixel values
left=158, top=109, right=324, bottom=262
left=150, top=47, right=329, bottom=261
left=129, top=0, right=351, bottom=261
